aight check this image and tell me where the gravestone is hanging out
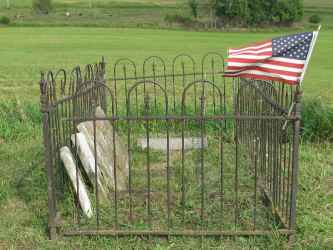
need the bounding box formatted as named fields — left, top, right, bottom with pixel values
left=77, top=107, right=129, bottom=193
left=71, top=133, right=108, bottom=199
left=137, top=137, right=208, bottom=151
left=60, top=146, right=93, bottom=218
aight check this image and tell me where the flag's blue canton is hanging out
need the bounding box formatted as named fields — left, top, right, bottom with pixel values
left=272, top=32, right=313, bottom=60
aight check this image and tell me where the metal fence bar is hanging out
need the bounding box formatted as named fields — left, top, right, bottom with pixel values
left=63, top=229, right=294, bottom=237
left=40, top=75, right=57, bottom=240
left=289, top=88, right=301, bottom=245
left=62, top=115, right=297, bottom=122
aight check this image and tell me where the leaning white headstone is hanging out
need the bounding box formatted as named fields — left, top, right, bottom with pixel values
left=71, top=133, right=108, bottom=198
left=60, top=146, right=93, bottom=218
left=77, top=107, right=129, bottom=192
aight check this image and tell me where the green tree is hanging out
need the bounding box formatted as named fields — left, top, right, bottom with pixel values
left=247, top=0, right=268, bottom=25
left=205, top=0, right=218, bottom=28
left=33, top=0, right=53, bottom=14
left=215, top=0, right=248, bottom=25
left=188, top=0, right=199, bottom=19
left=272, top=0, right=303, bottom=24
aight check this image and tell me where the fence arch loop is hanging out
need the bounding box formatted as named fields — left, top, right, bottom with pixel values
left=74, top=80, right=116, bottom=117
left=113, top=58, right=137, bottom=77
left=69, top=66, right=83, bottom=94
left=143, top=56, right=167, bottom=78
left=181, top=79, right=223, bottom=115
left=172, top=53, right=196, bottom=72
left=45, top=71, right=57, bottom=103
left=127, top=80, right=169, bottom=115
left=201, top=52, right=225, bottom=73
left=54, top=69, right=67, bottom=97
left=237, top=79, right=286, bottom=114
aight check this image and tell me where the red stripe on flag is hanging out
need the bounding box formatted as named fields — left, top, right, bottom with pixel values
left=226, top=66, right=301, bottom=77
left=230, top=40, right=271, bottom=51
left=230, top=44, right=272, bottom=55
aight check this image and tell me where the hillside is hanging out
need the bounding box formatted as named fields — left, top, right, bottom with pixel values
left=0, top=0, right=331, bottom=29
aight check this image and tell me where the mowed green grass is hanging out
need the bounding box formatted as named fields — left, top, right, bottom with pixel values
left=304, top=0, right=333, bottom=9
left=0, top=131, right=332, bottom=249
left=303, top=0, right=333, bottom=29
left=0, top=0, right=187, bottom=8
left=0, top=27, right=332, bottom=250
left=0, top=2, right=332, bottom=250
left=0, top=0, right=186, bottom=28
left=0, top=27, right=332, bottom=105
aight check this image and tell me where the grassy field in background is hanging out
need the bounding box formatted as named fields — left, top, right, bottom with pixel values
left=0, top=26, right=332, bottom=250
left=0, top=0, right=187, bottom=8
left=0, top=1, right=332, bottom=249
left=0, top=0, right=186, bottom=28
left=0, top=0, right=333, bottom=29
left=303, top=0, right=333, bottom=29
left=0, top=27, right=332, bottom=105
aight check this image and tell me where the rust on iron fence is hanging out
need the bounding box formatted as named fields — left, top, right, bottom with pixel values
left=39, top=54, right=301, bottom=246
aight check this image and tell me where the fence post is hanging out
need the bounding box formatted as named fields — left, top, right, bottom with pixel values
left=40, top=74, right=57, bottom=240
left=101, top=57, right=108, bottom=114
left=289, top=87, right=302, bottom=247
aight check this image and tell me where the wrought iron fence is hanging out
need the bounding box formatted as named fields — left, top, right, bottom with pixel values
left=40, top=54, right=301, bottom=246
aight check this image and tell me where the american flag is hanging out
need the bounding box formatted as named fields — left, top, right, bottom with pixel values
left=224, top=32, right=317, bottom=85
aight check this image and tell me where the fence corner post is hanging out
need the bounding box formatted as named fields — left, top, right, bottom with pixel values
left=288, top=87, right=302, bottom=248
left=40, top=73, right=57, bottom=240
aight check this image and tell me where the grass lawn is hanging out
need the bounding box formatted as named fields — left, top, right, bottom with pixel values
left=0, top=131, right=332, bottom=249
left=0, top=26, right=332, bottom=249
left=0, top=1, right=332, bottom=250
left=0, top=0, right=186, bottom=28
left=0, top=27, right=332, bottom=105
left=303, top=0, right=333, bottom=30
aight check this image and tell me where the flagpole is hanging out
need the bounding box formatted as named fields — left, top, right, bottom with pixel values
left=299, top=25, right=321, bottom=87
left=282, top=25, right=321, bottom=130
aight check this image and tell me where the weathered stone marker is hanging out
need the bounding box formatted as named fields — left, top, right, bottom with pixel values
left=60, top=146, right=93, bottom=218
left=137, top=137, right=208, bottom=151
left=71, top=133, right=108, bottom=198
left=77, top=107, right=129, bottom=193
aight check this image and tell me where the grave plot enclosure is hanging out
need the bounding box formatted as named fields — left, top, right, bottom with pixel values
left=40, top=54, right=301, bottom=243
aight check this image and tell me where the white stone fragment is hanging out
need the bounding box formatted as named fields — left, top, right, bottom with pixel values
left=137, top=137, right=208, bottom=151
left=60, top=146, right=93, bottom=218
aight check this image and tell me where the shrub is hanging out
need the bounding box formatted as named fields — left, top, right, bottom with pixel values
left=0, top=16, right=10, bottom=25
left=272, top=0, right=303, bottom=24
left=188, top=0, right=199, bottom=19
left=309, top=14, right=321, bottom=24
left=301, top=99, right=333, bottom=142
left=164, top=14, right=194, bottom=26
left=33, top=0, right=52, bottom=14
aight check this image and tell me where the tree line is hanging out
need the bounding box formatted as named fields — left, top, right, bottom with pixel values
left=190, top=0, right=304, bottom=26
